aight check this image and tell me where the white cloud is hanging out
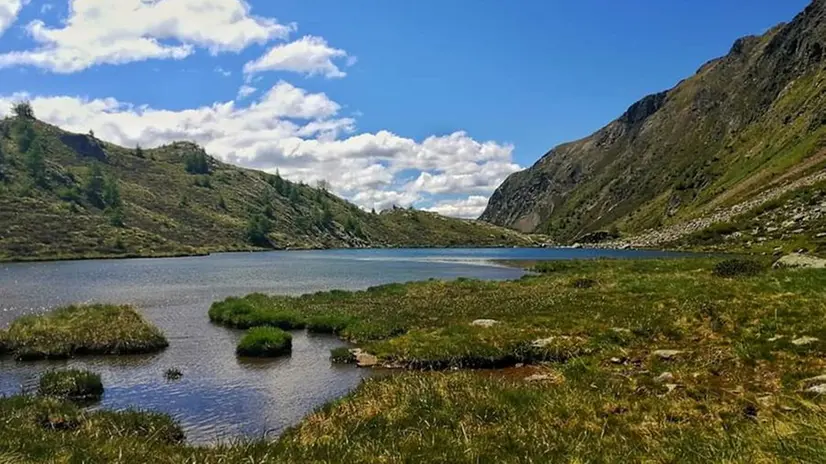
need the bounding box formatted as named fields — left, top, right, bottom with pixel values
left=237, top=85, right=257, bottom=100
left=244, top=35, right=349, bottom=79
left=215, top=67, right=232, bottom=77
left=0, top=0, right=294, bottom=73
left=0, top=0, right=24, bottom=37
left=0, top=82, right=518, bottom=218
left=426, top=196, right=490, bottom=219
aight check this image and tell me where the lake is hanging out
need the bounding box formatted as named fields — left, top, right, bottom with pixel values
left=0, top=247, right=689, bottom=444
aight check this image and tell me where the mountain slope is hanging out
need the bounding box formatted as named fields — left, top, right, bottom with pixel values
left=0, top=114, right=535, bottom=261
left=481, top=0, right=826, bottom=243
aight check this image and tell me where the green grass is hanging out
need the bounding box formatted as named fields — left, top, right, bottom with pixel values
left=37, top=369, right=104, bottom=401
left=236, top=327, right=293, bottom=358
left=6, top=258, right=826, bottom=461
left=1, top=304, right=168, bottom=360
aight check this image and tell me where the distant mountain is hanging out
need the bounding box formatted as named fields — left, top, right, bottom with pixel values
left=481, top=0, right=826, bottom=245
left=0, top=112, right=534, bottom=261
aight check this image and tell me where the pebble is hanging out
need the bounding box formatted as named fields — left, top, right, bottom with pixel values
left=652, top=350, right=684, bottom=360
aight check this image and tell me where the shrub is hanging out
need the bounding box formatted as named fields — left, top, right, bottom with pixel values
left=236, top=327, right=292, bottom=357
left=38, top=369, right=104, bottom=401
left=571, top=278, right=598, bottom=289
left=713, top=258, right=766, bottom=278
left=330, top=347, right=356, bottom=364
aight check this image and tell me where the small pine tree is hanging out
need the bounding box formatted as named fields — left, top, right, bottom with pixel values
left=135, top=144, right=144, bottom=158
left=102, top=175, right=121, bottom=208
left=218, top=195, right=227, bottom=210
left=184, top=151, right=210, bottom=174
left=84, top=164, right=106, bottom=208
left=25, top=139, right=46, bottom=186
left=246, top=213, right=272, bottom=247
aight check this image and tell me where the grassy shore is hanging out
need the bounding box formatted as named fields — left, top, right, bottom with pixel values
left=5, top=258, right=826, bottom=462
left=1, top=304, right=168, bottom=360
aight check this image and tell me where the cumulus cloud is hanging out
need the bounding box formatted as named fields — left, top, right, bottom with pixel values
left=0, top=82, right=519, bottom=217
left=244, top=35, right=349, bottom=79
left=0, top=0, right=294, bottom=73
left=426, top=196, right=491, bottom=219
left=0, top=0, right=24, bottom=37
left=237, top=85, right=257, bottom=100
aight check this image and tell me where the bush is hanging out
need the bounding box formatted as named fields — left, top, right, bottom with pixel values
left=713, top=258, right=766, bottom=278
left=38, top=369, right=104, bottom=401
left=571, top=278, right=598, bottom=289
left=330, top=347, right=356, bottom=364
left=236, top=327, right=292, bottom=357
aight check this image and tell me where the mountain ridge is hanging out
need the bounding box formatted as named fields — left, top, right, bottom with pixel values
left=481, top=0, right=826, bottom=244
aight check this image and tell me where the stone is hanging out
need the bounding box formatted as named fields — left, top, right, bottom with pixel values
left=611, top=327, right=632, bottom=334
left=806, top=384, right=826, bottom=395
left=767, top=227, right=779, bottom=233
left=782, top=220, right=796, bottom=229
left=471, top=319, right=500, bottom=328
left=655, top=372, right=675, bottom=383
left=767, top=335, right=784, bottom=342
left=525, top=374, right=552, bottom=382
left=774, top=254, right=826, bottom=269
left=610, top=357, right=624, bottom=365
left=665, top=384, right=679, bottom=393
left=817, top=232, right=826, bottom=239
left=802, top=374, right=826, bottom=386
left=532, top=337, right=568, bottom=348
left=792, top=336, right=820, bottom=346
left=350, top=349, right=379, bottom=368
left=652, top=350, right=684, bottom=360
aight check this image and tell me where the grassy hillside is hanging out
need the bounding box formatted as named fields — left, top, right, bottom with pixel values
left=0, top=108, right=535, bottom=261
left=481, top=0, right=826, bottom=244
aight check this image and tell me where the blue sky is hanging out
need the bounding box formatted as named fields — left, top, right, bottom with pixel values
left=0, top=0, right=811, bottom=217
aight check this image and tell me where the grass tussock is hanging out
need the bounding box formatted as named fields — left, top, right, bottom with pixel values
left=38, top=369, right=103, bottom=401
left=236, top=327, right=292, bottom=358
left=3, top=304, right=168, bottom=361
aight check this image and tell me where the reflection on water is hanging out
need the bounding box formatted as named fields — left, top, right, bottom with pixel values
left=0, top=247, right=688, bottom=443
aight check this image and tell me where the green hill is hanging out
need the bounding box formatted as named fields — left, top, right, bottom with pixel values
left=481, top=0, right=826, bottom=247
left=0, top=108, right=535, bottom=262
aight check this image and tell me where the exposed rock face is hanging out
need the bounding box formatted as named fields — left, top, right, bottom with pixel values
left=60, top=133, right=107, bottom=161
left=481, top=0, right=826, bottom=242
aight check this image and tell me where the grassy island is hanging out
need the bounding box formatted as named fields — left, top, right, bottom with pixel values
left=236, top=327, right=293, bottom=358
left=38, top=369, right=104, bottom=402
left=5, top=258, right=826, bottom=462
left=1, top=304, right=168, bottom=360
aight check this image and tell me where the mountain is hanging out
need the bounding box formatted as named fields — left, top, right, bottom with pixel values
left=0, top=112, right=535, bottom=262
left=481, top=0, right=826, bottom=245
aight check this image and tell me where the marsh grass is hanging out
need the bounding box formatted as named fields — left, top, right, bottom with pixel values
left=6, top=258, right=826, bottom=461
left=210, top=258, right=826, bottom=371
left=37, top=369, right=103, bottom=401
left=236, top=327, right=292, bottom=357
left=3, top=304, right=168, bottom=360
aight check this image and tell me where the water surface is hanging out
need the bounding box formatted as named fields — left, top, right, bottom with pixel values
left=0, top=247, right=688, bottom=443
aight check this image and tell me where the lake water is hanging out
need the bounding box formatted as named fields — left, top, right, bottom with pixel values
left=0, top=247, right=689, bottom=444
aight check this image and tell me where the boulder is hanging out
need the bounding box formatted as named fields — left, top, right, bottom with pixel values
left=806, top=384, right=826, bottom=395
left=350, top=349, right=379, bottom=368
left=774, top=254, right=826, bottom=269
